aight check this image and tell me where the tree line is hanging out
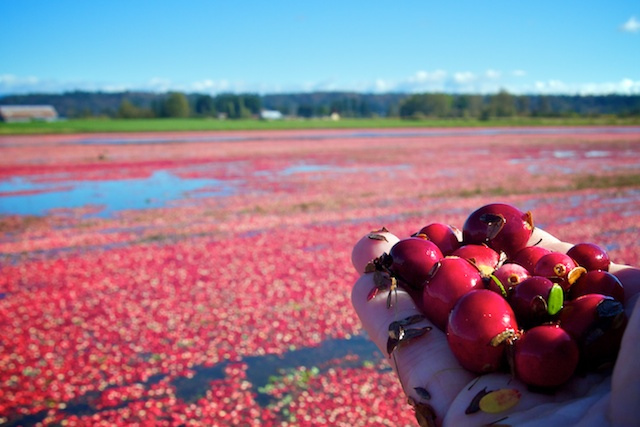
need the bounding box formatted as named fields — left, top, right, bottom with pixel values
left=1, top=90, right=639, bottom=120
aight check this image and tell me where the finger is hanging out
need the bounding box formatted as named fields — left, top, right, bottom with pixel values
left=351, top=273, right=474, bottom=425
left=610, top=296, right=640, bottom=426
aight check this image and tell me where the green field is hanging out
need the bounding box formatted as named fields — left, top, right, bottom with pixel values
left=2, top=116, right=640, bottom=135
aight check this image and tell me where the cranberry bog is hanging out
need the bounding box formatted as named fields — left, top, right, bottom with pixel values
left=1, top=127, right=640, bottom=426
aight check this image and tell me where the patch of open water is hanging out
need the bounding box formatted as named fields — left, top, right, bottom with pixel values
left=0, top=171, right=235, bottom=218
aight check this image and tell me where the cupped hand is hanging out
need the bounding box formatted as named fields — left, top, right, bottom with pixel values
left=351, top=227, right=640, bottom=427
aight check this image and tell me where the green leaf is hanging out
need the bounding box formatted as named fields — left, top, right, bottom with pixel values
left=547, top=283, right=564, bottom=315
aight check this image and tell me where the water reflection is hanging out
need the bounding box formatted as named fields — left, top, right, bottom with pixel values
left=0, top=171, right=235, bottom=218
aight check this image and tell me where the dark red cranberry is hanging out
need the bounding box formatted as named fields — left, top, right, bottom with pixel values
left=421, top=256, right=483, bottom=331
left=509, top=276, right=564, bottom=328
left=384, top=236, right=443, bottom=291
left=462, top=203, right=534, bottom=258
left=415, top=223, right=461, bottom=256
left=488, top=263, right=531, bottom=297
left=557, top=294, right=627, bottom=370
left=513, top=325, right=579, bottom=388
left=567, top=242, right=610, bottom=272
left=447, top=290, right=518, bottom=374
left=534, top=252, right=584, bottom=290
left=569, top=270, right=625, bottom=302
left=510, top=245, right=552, bottom=274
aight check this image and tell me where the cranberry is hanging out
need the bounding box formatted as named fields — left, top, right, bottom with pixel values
left=509, top=276, right=564, bottom=328
left=415, top=223, right=461, bottom=256
left=569, top=270, right=625, bottom=302
left=533, top=252, right=584, bottom=290
left=567, top=242, right=611, bottom=272
left=351, top=227, right=400, bottom=274
left=446, top=289, right=518, bottom=374
left=514, top=325, right=579, bottom=388
left=462, top=203, right=534, bottom=258
left=488, top=263, right=531, bottom=297
left=451, top=244, right=502, bottom=276
left=509, top=245, right=552, bottom=274
left=557, top=294, right=627, bottom=370
left=421, top=256, right=483, bottom=331
left=384, top=236, right=443, bottom=291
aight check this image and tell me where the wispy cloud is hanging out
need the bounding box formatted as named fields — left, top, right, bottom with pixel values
left=2, top=72, right=640, bottom=96
left=620, top=16, right=640, bottom=33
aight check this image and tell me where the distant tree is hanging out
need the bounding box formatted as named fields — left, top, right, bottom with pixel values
left=117, top=99, right=154, bottom=118
left=516, top=95, right=531, bottom=116
left=399, top=93, right=452, bottom=118
left=533, top=95, right=553, bottom=117
left=194, top=95, right=216, bottom=116
left=297, top=105, right=314, bottom=118
left=489, top=89, right=516, bottom=117
left=241, top=94, right=262, bottom=115
left=163, top=92, right=190, bottom=118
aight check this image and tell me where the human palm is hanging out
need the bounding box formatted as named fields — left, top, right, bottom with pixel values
left=351, top=228, right=640, bottom=427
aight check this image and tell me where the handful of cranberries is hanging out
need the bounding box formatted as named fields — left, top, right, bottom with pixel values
left=353, top=202, right=627, bottom=390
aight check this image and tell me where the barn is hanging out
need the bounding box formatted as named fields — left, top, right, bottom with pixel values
left=0, top=105, right=59, bottom=122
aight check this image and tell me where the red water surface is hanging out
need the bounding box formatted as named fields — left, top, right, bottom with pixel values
left=1, top=128, right=640, bottom=426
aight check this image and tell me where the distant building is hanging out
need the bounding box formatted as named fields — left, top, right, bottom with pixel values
left=0, top=105, right=59, bottom=122
left=260, top=109, right=283, bottom=120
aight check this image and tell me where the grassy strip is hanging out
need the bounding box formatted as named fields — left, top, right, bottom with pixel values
left=446, top=173, right=640, bottom=198
left=2, top=116, right=640, bottom=135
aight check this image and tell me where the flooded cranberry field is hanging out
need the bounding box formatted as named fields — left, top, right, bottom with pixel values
left=1, top=127, right=640, bottom=426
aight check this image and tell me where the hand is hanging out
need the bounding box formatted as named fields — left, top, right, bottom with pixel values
left=351, top=227, right=640, bottom=427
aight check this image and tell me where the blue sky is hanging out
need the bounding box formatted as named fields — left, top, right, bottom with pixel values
left=1, top=1, right=639, bottom=96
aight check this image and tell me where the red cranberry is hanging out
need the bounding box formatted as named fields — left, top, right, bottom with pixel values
left=509, top=276, right=564, bottom=328
left=569, top=270, right=625, bottom=302
left=534, top=252, right=583, bottom=290
left=488, top=263, right=531, bottom=297
left=421, top=256, right=483, bottom=331
left=447, top=290, right=519, bottom=374
left=514, top=325, right=579, bottom=388
left=451, top=244, right=502, bottom=276
left=462, top=203, right=534, bottom=258
left=567, top=242, right=611, bottom=272
left=510, top=245, right=552, bottom=274
left=384, top=236, right=443, bottom=291
left=557, top=294, right=627, bottom=370
left=415, top=223, right=461, bottom=256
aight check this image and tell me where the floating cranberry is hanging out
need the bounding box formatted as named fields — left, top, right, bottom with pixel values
left=462, top=203, right=534, bottom=258
left=509, top=245, right=552, bottom=275
left=509, top=276, right=564, bottom=328
left=415, top=223, right=461, bottom=256
left=569, top=270, right=625, bottom=302
left=567, top=242, right=610, bottom=272
left=446, top=289, right=518, bottom=374
left=351, top=227, right=400, bottom=274
left=421, top=256, right=483, bottom=331
left=384, top=236, right=443, bottom=291
left=557, top=294, right=627, bottom=370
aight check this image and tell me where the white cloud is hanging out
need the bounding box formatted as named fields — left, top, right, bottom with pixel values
left=531, top=78, right=640, bottom=95
left=2, top=72, right=640, bottom=96
left=485, top=69, right=501, bottom=79
left=620, top=16, right=640, bottom=33
left=512, top=70, right=527, bottom=77
left=453, top=72, right=476, bottom=84
left=409, top=70, right=447, bottom=83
